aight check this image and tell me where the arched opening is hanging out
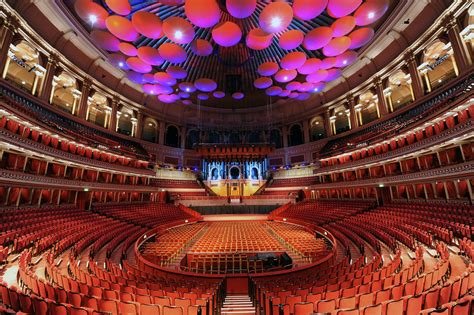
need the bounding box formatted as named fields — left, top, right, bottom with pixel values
left=186, top=129, right=200, bottom=149
left=51, top=71, right=79, bottom=114
left=386, top=70, right=413, bottom=112
left=142, top=118, right=158, bottom=142
left=211, top=168, right=219, bottom=180
left=269, top=129, right=283, bottom=149
left=463, top=5, right=474, bottom=53
left=310, top=116, right=326, bottom=141
left=333, top=105, right=349, bottom=134
left=5, top=40, right=44, bottom=95
left=117, top=107, right=134, bottom=136
left=421, top=40, right=457, bottom=91
left=288, top=124, right=303, bottom=147
left=248, top=131, right=261, bottom=143
left=229, top=132, right=240, bottom=144
left=358, top=91, right=379, bottom=125
left=208, top=131, right=220, bottom=143
left=87, top=92, right=109, bottom=128
left=229, top=167, right=240, bottom=179
left=165, top=125, right=180, bottom=147
left=251, top=167, right=259, bottom=180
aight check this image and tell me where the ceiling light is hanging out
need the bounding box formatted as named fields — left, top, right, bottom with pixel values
left=368, top=12, right=375, bottom=19
left=21, top=81, right=25, bottom=85
left=438, top=79, right=442, bottom=83
left=342, top=60, right=348, bottom=65
left=118, top=62, right=124, bottom=67
left=174, top=30, right=183, bottom=40
left=89, top=14, right=97, bottom=24
left=283, top=76, right=288, bottom=81
left=271, top=16, right=282, bottom=28
left=148, top=123, right=153, bottom=126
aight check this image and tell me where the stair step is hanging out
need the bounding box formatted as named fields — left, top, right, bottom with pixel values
left=221, top=295, right=255, bottom=314
left=222, top=306, right=255, bottom=311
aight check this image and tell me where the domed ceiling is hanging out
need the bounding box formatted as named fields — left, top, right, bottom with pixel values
left=65, top=0, right=392, bottom=109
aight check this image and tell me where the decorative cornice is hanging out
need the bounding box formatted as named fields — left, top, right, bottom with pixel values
left=310, top=161, right=474, bottom=189
left=0, top=128, right=155, bottom=176
left=0, top=169, right=157, bottom=192
left=316, top=119, right=474, bottom=174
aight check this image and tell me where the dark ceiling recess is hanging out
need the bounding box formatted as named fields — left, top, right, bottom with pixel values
left=225, top=75, right=243, bottom=94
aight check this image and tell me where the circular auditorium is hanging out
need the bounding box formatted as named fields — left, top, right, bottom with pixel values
left=0, top=0, right=473, bottom=314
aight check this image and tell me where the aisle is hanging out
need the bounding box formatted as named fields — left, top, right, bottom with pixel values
left=221, top=295, right=256, bottom=315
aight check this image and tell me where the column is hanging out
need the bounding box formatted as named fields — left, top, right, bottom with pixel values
left=130, top=117, right=137, bottom=137
left=405, top=51, right=424, bottom=99
left=108, top=97, right=119, bottom=132
left=347, top=95, right=357, bottom=129
left=180, top=126, right=186, bottom=149
left=302, top=119, right=310, bottom=143
left=374, top=77, right=388, bottom=116
left=135, top=112, right=143, bottom=139
left=324, top=110, right=333, bottom=136
left=0, top=15, right=18, bottom=77
left=282, top=126, right=288, bottom=148
left=446, top=17, right=472, bottom=73
left=158, top=121, right=165, bottom=145
left=39, top=54, right=59, bottom=101
left=77, top=77, right=92, bottom=119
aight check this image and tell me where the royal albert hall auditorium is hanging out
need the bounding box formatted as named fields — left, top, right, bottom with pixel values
left=0, top=0, right=473, bottom=314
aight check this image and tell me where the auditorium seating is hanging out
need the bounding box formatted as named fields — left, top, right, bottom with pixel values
left=93, top=203, right=202, bottom=228
left=0, top=87, right=149, bottom=159
left=319, top=75, right=474, bottom=157
left=0, top=203, right=222, bottom=315
left=263, top=200, right=474, bottom=314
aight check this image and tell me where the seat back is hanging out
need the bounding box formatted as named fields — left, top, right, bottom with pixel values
left=140, top=303, right=161, bottom=315
left=362, top=303, right=382, bottom=315
left=406, top=294, right=423, bottom=315
left=99, top=299, right=118, bottom=315
left=163, top=305, right=184, bottom=315
left=294, top=302, right=313, bottom=315
left=316, top=299, right=336, bottom=313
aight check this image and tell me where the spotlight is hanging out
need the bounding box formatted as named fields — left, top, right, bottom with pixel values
left=174, top=30, right=183, bottom=40
left=368, top=12, right=375, bottom=19
left=89, top=14, right=97, bottom=24
left=283, top=76, right=288, bottom=81
left=342, top=60, right=348, bottom=65
left=271, top=16, right=282, bottom=28
left=118, top=62, right=124, bottom=67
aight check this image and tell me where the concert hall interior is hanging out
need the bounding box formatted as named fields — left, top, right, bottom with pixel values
left=0, top=0, right=473, bottom=314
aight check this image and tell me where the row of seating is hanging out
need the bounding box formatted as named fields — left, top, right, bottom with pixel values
left=0, top=106, right=150, bottom=171
left=320, top=102, right=473, bottom=169
left=0, top=86, right=149, bottom=159
left=266, top=221, right=331, bottom=262
left=261, top=200, right=473, bottom=314
left=319, top=74, right=473, bottom=156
